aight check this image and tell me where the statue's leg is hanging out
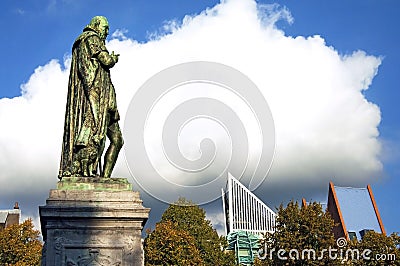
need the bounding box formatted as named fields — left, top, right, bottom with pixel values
left=93, top=139, right=106, bottom=176
left=81, top=158, right=90, bottom=177
left=102, top=122, right=124, bottom=178
left=88, top=89, right=100, bottom=129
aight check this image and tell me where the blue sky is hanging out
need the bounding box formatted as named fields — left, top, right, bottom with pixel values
left=0, top=0, right=399, bottom=236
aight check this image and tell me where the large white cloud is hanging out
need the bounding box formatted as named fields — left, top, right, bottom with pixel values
left=0, top=0, right=382, bottom=232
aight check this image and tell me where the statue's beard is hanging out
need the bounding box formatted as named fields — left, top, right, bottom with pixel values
left=99, top=32, right=107, bottom=41
left=95, top=28, right=107, bottom=41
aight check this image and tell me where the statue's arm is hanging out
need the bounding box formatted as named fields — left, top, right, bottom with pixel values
left=97, top=51, right=119, bottom=68
left=86, top=35, right=119, bottom=68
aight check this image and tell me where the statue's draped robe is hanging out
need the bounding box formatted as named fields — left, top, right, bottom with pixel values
left=59, top=29, right=119, bottom=177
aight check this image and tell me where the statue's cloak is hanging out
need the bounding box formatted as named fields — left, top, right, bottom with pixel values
left=59, top=30, right=118, bottom=178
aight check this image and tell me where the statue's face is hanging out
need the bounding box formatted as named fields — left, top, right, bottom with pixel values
left=98, top=20, right=109, bottom=40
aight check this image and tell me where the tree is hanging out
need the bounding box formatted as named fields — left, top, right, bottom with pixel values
left=255, top=201, right=339, bottom=266
left=348, top=231, right=400, bottom=265
left=144, top=220, right=203, bottom=266
left=145, top=197, right=236, bottom=266
left=0, top=218, right=42, bottom=265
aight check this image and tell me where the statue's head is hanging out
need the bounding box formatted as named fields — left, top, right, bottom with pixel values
left=85, top=16, right=109, bottom=40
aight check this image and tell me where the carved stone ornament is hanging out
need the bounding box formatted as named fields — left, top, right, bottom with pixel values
left=66, top=249, right=121, bottom=266
left=54, top=237, right=72, bottom=252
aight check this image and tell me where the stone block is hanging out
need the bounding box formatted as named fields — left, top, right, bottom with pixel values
left=39, top=177, right=150, bottom=266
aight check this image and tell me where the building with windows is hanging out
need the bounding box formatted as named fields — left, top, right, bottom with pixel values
left=222, top=174, right=276, bottom=265
left=222, top=174, right=276, bottom=236
left=0, top=202, right=20, bottom=229
left=221, top=177, right=386, bottom=264
left=327, top=182, right=385, bottom=240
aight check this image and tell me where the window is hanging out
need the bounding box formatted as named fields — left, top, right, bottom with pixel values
left=348, top=231, right=357, bottom=240
left=359, top=229, right=373, bottom=239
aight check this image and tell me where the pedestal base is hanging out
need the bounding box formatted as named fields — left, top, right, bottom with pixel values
left=39, top=177, right=150, bottom=266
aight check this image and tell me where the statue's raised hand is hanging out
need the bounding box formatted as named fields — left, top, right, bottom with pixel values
left=111, top=51, right=120, bottom=63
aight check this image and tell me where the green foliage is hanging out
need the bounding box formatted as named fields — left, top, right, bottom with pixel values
left=145, top=197, right=236, bottom=266
left=144, top=220, right=203, bottom=266
left=254, top=200, right=400, bottom=266
left=0, top=219, right=42, bottom=265
left=348, top=231, right=400, bottom=265
left=256, top=201, right=339, bottom=266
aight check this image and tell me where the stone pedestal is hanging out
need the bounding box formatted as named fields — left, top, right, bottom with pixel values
left=39, top=177, right=150, bottom=266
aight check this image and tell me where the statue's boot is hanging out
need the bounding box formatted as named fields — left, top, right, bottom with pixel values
left=81, top=159, right=90, bottom=177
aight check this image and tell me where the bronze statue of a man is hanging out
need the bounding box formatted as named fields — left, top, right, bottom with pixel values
left=59, top=16, right=123, bottom=179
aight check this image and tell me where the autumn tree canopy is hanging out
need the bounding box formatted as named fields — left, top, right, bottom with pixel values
left=255, top=201, right=339, bottom=266
left=0, top=218, right=42, bottom=265
left=348, top=230, right=400, bottom=265
left=144, top=220, right=203, bottom=265
left=144, top=198, right=236, bottom=266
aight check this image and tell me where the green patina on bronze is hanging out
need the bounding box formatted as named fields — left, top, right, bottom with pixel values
left=57, top=177, right=132, bottom=191
left=59, top=16, right=123, bottom=180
